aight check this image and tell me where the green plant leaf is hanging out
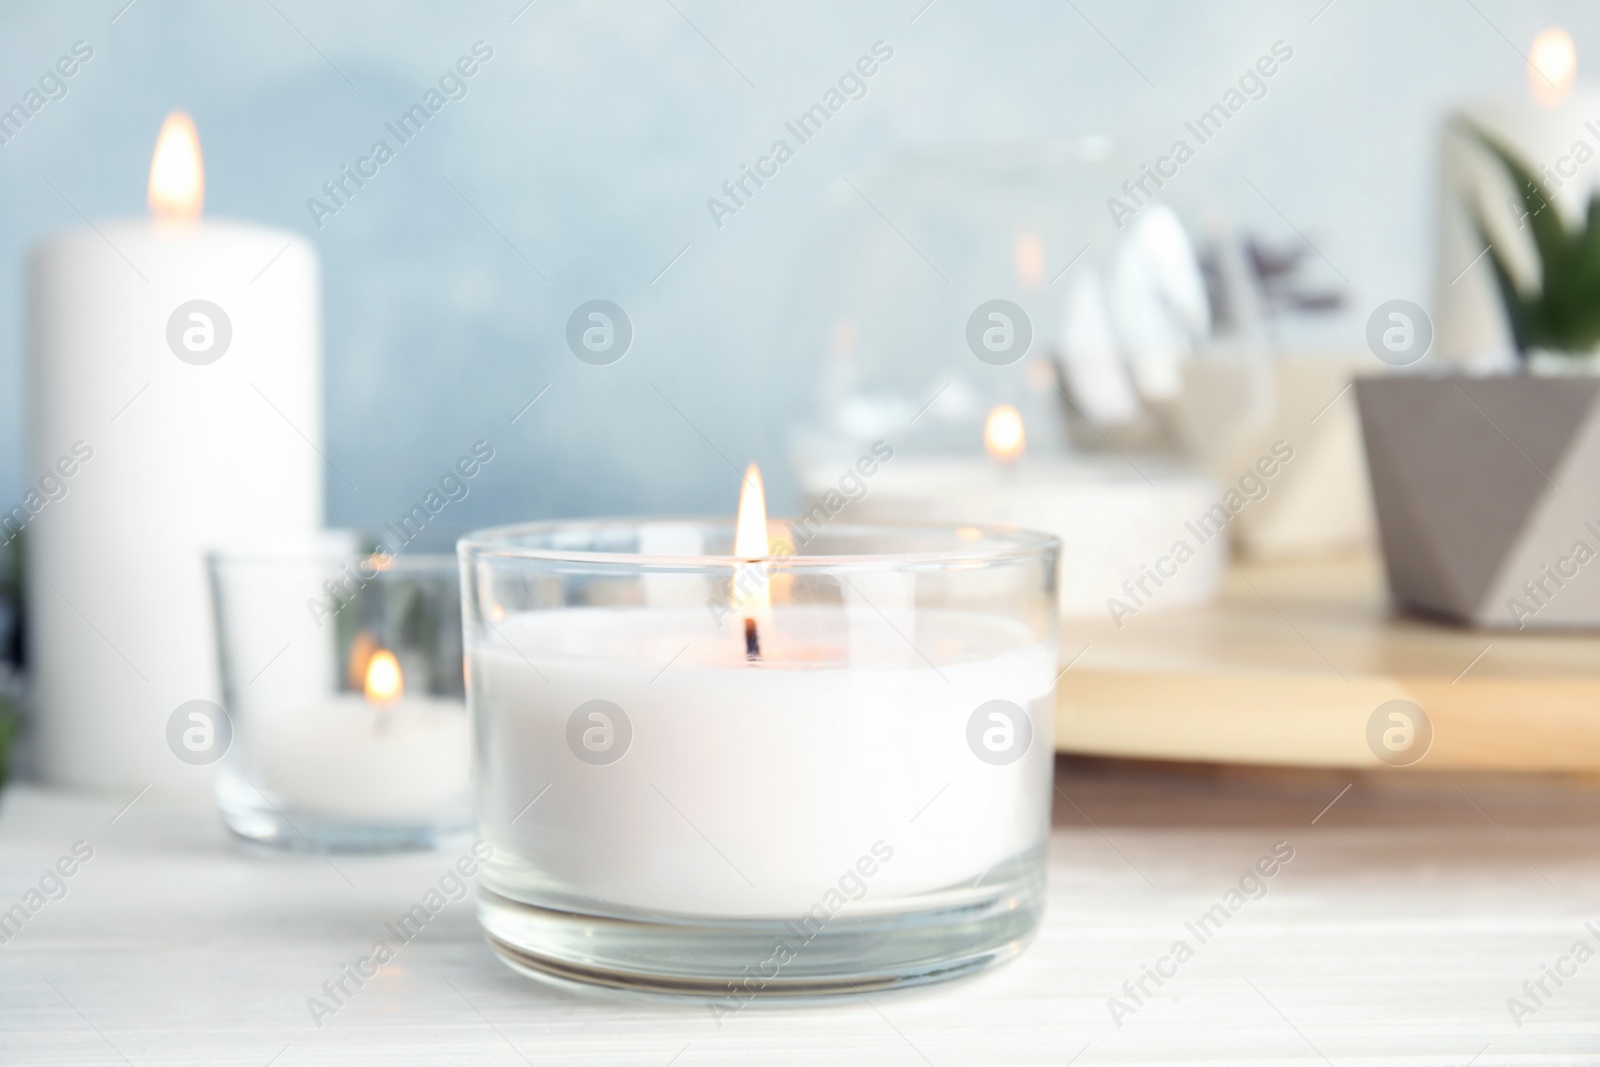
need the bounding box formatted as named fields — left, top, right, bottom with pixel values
left=1464, top=123, right=1570, bottom=284
left=1459, top=120, right=1600, bottom=357
left=1546, top=193, right=1600, bottom=346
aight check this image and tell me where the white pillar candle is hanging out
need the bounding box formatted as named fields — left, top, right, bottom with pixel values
left=26, top=113, right=322, bottom=794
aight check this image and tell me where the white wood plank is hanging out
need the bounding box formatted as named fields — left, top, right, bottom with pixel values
left=0, top=767, right=1596, bottom=1066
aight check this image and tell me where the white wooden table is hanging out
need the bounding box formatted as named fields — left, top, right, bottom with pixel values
left=1, top=760, right=1597, bottom=1065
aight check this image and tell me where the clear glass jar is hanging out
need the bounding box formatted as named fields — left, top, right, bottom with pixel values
left=209, top=533, right=471, bottom=852
left=787, top=137, right=1129, bottom=461
left=459, top=519, right=1059, bottom=996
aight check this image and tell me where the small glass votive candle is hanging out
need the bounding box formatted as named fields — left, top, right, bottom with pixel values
left=209, top=533, right=471, bottom=852
left=459, top=518, right=1059, bottom=995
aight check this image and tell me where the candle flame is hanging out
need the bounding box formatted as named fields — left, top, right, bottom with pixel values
left=984, top=403, right=1025, bottom=462
left=148, top=111, right=204, bottom=223
left=732, top=464, right=771, bottom=651
left=1529, top=28, right=1576, bottom=108
left=734, top=462, right=768, bottom=561
left=1015, top=232, right=1045, bottom=289
left=364, top=649, right=403, bottom=705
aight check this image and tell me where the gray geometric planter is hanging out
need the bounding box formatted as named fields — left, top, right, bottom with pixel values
left=1356, top=376, right=1600, bottom=629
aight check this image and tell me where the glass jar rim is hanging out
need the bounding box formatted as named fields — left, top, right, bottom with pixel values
left=457, top=518, right=1059, bottom=569
left=207, top=530, right=454, bottom=572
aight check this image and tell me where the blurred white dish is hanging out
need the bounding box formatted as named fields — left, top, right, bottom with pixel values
left=799, top=456, right=1226, bottom=619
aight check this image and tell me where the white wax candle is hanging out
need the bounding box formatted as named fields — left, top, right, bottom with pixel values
left=28, top=219, right=322, bottom=794
left=248, top=695, right=471, bottom=822
left=473, top=605, right=1055, bottom=917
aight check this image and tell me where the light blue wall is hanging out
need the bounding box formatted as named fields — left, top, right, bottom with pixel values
left=0, top=0, right=1584, bottom=530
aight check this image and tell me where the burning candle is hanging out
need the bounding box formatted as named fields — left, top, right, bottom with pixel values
left=815, top=407, right=1226, bottom=618
left=208, top=540, right=472, bottom=847
left=28, top=112, right=324, bottom=795
left=460, top=473, right=1060, bottom=994
left=245, top=643, right=471, bottom=823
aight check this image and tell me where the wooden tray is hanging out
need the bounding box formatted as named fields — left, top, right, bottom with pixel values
left=1054, top=553, right=1600, bottom=770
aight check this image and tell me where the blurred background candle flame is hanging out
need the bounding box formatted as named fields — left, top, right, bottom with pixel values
left=1014, top=231, right=1046, bottom=290
left=1529, top=27, right=1576, bottom=107
left=148, top=111, right=204, bottom=224
left=364, top=648, right=403, bottom=705
left=984, top=404, right=1025, bottom=463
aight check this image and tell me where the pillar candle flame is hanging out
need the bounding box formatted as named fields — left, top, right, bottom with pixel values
left=148, top=111, right=204, bottom=223
left=1529, top=28, right=1576, bottom=108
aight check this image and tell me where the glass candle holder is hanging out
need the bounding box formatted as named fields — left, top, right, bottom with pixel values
left=459, top=519, right=1059, bottom=996
left=210, top=534, right=471, bottom=852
